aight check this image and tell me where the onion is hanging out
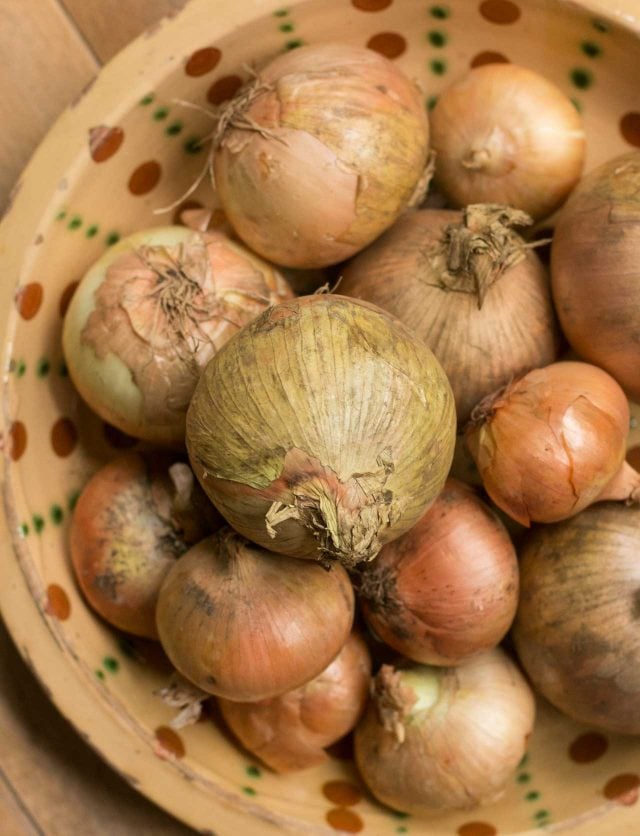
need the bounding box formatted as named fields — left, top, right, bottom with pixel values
left=213, top=43, right=430, bottom=268
left=218, top=632, right=371, bottom=772
left=466, top=361, right=640, bottom=525
left=552, top=150, right=640, bottom=399
left=354, top=649, right=535, bottom=814
left=186, top=294, right=456, bottom=567
left=359, top=478, right=518, bottom=665
left=340, top=204, right=559, bottom=423
left=513, top=503, right=640, bottom=734
left=70, top=453, right=219, bottom=639
left=155, top=529, right=355, bottom=700
left=429, top=64, right=585, bottom=220
left=62, top=226, right=292, bottom=444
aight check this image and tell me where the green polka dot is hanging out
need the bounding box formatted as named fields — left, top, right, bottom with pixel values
left=518, top=753, right=529, bottom=768
left=397, top=828, right=408, bottom=834
left=59, top=359, right=69, bottom=377
left=592, top=19, right=609, bottom=33
left=581, top=40, right=602, bottom=57
left=526, top=790, right=541, bottom=801
left=50, top=505, right=64, bottom=525
left=55, top=210, right=67, bottom=221
left=67, top=215, right=82, bottom=230
left=37, top=358, right=50, bottom=377
left=139, top=93, right=155, bottom=105
left=430, top=58, right=447, bottom=75
left=166, top=122, right=183, bottom=136
left=279, top=22, right=294, bottom=32
left=33, top=515, right=44, bottom=534
left=19, top=522, right=29, bottom=537
left=16, top=359, right=27, bottom=377
left=68, top=490, right=81, bottom=512
left=105, top=231, right=120, bottom=246
left=242, top=786, right=257, bottom=796
left=245, top=765, right=261, bottom=778
left=95, top=669, right=106, bottom=680
left=427, top=30, right=447, bottom=47
left=429, top=5, right=450, bottom=18
left=534, top=810, right=550, bottom=820
left=570, top=68, right=593, bottom=89
left=103, top=656, right=119, bottom=673
left=118, top=636, right=136, bottom=658
left=517, top=772, right=532, bottom=783
left=571, top=97, right=583, bottom=112
left=86, top=224, right=99, bottom=238
left=426, top=95, right=439, bottom=110
left=391, top=811, right=410, bottom=819
left=285, top=38, right=304, bottom=50
left=184, top=136, right=204, bottom=154
left=153, top=107, right=169, bottom=121
left=274, top=8, right=288, bottom=16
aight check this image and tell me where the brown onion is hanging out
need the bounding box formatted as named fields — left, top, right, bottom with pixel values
left=219, top=632, right=371, bottom=772
left=359, top=479, right=518, bottom=665
left=340, top=204, right=559, bottom=423
left=70, top=453, right=219, bottom=639
left=430, top=64, right=585, bottom=220
left=213, top=43, right=430, bottom=268
left=354, top=649, right=535, bottom=814
left=552, top=150, right=640, bottom=399
left=513, top=503, right=640, bottom=734
left=186, top=295, right=455, bottom=567
left=466, top=361, right=640, bottom=525
left=155, top=529, right=355, bottom=700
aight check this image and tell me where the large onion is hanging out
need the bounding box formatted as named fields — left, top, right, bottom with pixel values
left=213, top=43, right=430, bottom=268
left=186, top=294, right=456, bottom=567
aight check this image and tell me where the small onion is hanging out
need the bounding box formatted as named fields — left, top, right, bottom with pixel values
left=155, top=529, right=355, bottom=700
left=466, top=361, right=640, bottom=525
left=213, top=43, right=430, bottom=268
left=513, top=503, right=640, bottom=734
left=359, top=478, right=518, bottom=665
left=218, top=632, right=371, bottom=772
left=354, top=649, right=535, bottom=814
left=186, top=294, right=456, bottom=567
left=340, top=204, right=559, bottom=423
left=62, top=226, right=292, bottom=444
left=430, top=64, right=585, bottom=220
left=552, top=150, right=640, bottom=399
left=70, top=453, right=219, bottom=639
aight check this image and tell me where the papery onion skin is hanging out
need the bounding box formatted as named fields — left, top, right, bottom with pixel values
left=552, top=151, right=640, bottom=400
left=62, top=226, right=292, bottom=444
left=354, top=649, right=535, bottom=814
left=466, top=361, right=639, bottom=526
left=213, top=43, right=430, bottom=268
left=430, top=64, right=585, bottom=220
left=186, top=294, right=456, bottom=567
left=513, top=503, right=640, bottom=734
left=340, top=205, right=559, bottom=424
left=360, top=478, right=519, bottom=665
left=218, top=632, right=371, bottom=772
left=70, top=453, right=219, bottom=639
left=155, top=529, right=355, bottom=700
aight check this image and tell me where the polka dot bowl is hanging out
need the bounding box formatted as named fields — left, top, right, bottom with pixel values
left=2, top=0, right=640, bottom=833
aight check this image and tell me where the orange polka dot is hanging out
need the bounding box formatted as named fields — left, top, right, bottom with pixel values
left=128, top=161, right=161, bottom=195
left=479, top=0, right=521, bottom=24
left=326, top=807, right=364, bottom=833
left=51, top=417, right=78, bottom=457
left=458, top=824, right=498, bottom=836
left=569, top=731, right=608, bottom=763
left=207, top=75, right=244, bottom=105
left=15, top=283, right=43, bottom=320
left=154, top=726, right=185, bottom=759
left=620, top=113, right=640, bottom=147
left=604, top=773, right=640, bottom=805
left=185, top=47, right=221, bottom=76
left=9, top=421, right=27, bottom=461
left=322, top=780, right=362, bottom=806
left=45, top=584, right=71, bottom=620
left=366, top=32, right=407, bottom=59
left=59, top=281, right=79, bottom=318
left=471, top=51, right=509, bottom=67
left=89, top=126, right=124, bottom=162
left=352, top=0, right=392, bottom=10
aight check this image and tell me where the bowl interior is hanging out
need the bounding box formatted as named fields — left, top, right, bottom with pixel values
left=4, top=0, right=640, bottom=833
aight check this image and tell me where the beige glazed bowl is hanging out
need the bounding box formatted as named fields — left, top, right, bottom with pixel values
left=3, top=0, right=640, bottom=833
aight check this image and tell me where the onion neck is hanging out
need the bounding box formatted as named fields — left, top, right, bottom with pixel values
left=597, top=460, right=640, bottom=504
left=373, top=664, right=446, bottom=744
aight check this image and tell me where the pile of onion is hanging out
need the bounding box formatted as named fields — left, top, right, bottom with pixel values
left=213, top=43, right=430, bottom=268
left=62, top=226, right=292, bottom=444
left=340, top=204, right=559, bottom=423
left=186, top=294, right=456, bottom=567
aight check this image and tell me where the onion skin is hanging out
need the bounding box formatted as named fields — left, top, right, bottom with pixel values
left=70, top=453, right=219, bottom=639
left=430, top=64, right=585, bottom=220
left=213, top=43, right=430, bottom=268
left=513, top=503, right=640, bottom=734
left=466, top=361, right=640, bottom=526
left=186, top=294, right=456, bottom=567
left=218, top=632, right=371, bottom=772
left=552, top=150, right=640, bottom=400
left=360, top=478, right=519, bottom=665
left=354, top=649, right=535, bottom=814
left=340, top=205, right=559, bottom=424
left=62, top=226, right=292, bottom=444
left=155, top=529, right=355, bottom=700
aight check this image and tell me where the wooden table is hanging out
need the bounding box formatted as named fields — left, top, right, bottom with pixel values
left=0, top=2, right=195, bottom=832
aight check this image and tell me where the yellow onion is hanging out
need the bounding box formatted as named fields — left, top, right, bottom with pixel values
left=70, top=453, right=219, bottom=639
left=213, top=43, right=430, bottom=268
left=218, top=632, right=371, bottom=772
left=513, top=503, right=640, bottom=734
left=155, top=529, right=355, bottom=700
left=63, top=226, right=292, bottom=444
left=552, top=150, right=640, bottom=399
left=430, top=64, right=585, bottom=220
left=186, top=294, right=456, bottom=567
left=466, top=361, right=640, bottom=526
left=359, top=479, right=518, bottom=665
left=340, top=204, right=559, bottom=423
left=354, top=649, right=535, bottom=814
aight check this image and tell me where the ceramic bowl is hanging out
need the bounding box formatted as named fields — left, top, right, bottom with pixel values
left=2, top=0, right=640, bottom=833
